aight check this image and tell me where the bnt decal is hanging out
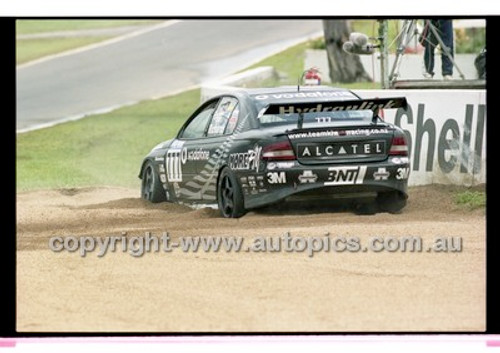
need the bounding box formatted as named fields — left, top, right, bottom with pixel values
left=325, top=166, right=367, bottom=186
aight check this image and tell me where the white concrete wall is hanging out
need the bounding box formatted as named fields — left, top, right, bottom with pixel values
left=355, top=89, right=486, bottom=186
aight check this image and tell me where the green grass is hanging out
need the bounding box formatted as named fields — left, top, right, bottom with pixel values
left=17, top=90, right=200, bottom=191
left=247, top=41, right=312, bottom=85
left=16, top=36, right=111, bottom=65
left=454, top=190, right=486, bottom=210
left=455, top=27, right=486, bottom=54
left=16, top=20, right=159, bottom=35
left=15, top=29, right=391, bottom=192
left=245, top=39, right=379, bottom=90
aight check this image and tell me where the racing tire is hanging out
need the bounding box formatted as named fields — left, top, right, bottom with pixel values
left=217, top=167, right=246, bottom=218
left=377, top=191, right=407, bottom=214
left=141, top=161, right=166, bottom=203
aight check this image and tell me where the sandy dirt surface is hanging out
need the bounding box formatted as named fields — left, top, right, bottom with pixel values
left=16, top=185, right=485, bottom=332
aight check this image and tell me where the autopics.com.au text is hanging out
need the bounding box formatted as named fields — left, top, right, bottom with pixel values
left=48, top=232, right=463, bottom=258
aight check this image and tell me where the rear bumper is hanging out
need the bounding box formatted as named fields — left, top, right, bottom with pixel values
left=238, top=156, right=410, bottom=209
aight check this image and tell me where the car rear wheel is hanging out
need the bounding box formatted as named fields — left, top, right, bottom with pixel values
left=141, top=161, right=166, bottom=203
left=217, top=168, right=246, bottom=218
left=377, top=191, right=407, bottom=213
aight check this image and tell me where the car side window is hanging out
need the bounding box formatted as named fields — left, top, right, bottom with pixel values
left=180, top=101, right=217, bottom=139
left=224, top=103, right=239, bottom=134
left=207, top=97, right=239, bottom=137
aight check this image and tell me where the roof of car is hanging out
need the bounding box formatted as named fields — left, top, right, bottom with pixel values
left=233, top=85, right=361, bottom=109
left=237, top=85, right=352, bottom=96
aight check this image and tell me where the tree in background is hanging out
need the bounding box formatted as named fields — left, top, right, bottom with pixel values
left=323, top=20, right=371, bottom=83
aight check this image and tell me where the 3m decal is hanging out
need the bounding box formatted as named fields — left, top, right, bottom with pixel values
left=298, top=170, right=318, bottom=184
left=267, top=172, right=287, bottom=184
left=324, top=166, right=367, bottom=186
left=373, top=167, right=390, bottom=181
left=396, top=167, right=410, bottom=180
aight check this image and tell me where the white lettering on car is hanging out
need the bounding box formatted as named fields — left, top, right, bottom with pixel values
left=229, top=146, right=262, bottom=171
left=267, top=172, right=287, bottom=184
left=396, top=167, right=410, bottom=180
left=165, top=140, right=185, bottom=182
left=324, top=166, right=367, bottom=186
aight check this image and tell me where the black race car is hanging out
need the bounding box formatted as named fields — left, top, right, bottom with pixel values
left=139, top=86, right=410, bottom=218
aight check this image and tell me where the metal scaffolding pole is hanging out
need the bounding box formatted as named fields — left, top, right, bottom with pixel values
left=378, top=20, right=390, bottom=89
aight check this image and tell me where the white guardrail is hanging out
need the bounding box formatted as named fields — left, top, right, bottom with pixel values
left=201, top=69, right=486, bottom=187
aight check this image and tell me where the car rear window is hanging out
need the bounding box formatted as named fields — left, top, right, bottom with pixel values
left=258, top=110, right=374, bottom=128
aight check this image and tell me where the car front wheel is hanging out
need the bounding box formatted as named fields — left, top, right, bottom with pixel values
left=217, top=167, right=246, bottom=218
left=141, top=161, right=166, bottom=203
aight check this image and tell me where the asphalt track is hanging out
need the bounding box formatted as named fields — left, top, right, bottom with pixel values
left=16, top=20, right=322, bottom=132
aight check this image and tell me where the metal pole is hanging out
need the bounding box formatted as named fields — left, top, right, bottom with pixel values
left=378, top=20, right=390, bottom=89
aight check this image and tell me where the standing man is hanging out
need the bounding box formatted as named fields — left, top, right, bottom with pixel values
left=420, top=19, right=454, bottom=80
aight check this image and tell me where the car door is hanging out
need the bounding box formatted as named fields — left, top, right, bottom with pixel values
left=166, top=99, right=219, bottom=201
left=191, top=96, right=241, bottom=202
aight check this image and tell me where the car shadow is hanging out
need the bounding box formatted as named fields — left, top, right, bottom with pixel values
left=251, top=199, right=382, bottom=216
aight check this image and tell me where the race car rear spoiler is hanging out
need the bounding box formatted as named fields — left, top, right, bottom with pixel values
left=263, top=97, right=408, bottom=115
left=262, top=97, right=408, bottom=129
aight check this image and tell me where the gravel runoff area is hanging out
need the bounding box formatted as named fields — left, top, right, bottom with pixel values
left=17, top=185, right=485, bottom=332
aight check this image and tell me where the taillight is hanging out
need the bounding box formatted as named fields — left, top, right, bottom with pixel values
left=262, top=140, right=296, bottom=160
left=389, top=131, right=408, bottom=156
